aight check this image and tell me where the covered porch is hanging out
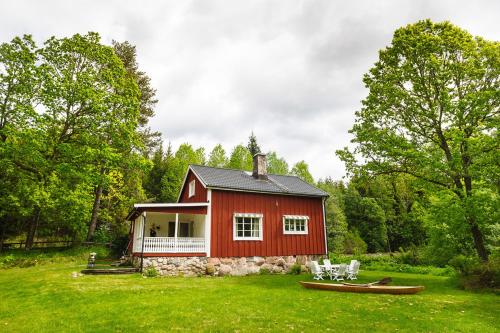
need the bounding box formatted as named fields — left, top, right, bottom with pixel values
left=128, top=203, right=210, bottom=256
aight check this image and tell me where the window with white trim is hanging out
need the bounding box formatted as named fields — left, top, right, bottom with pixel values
left=233, top=213, right=263, bottom=240
left=283, top=215, right=309, bottom=235
left=188, top=180, right=195, bottom=197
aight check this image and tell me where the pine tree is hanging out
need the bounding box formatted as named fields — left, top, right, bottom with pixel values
left=246, top=131, right=261, bottom=156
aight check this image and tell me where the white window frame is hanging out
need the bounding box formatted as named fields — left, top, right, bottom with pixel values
left=283, top=215, right=309, bottom=235
left=233, top=213, right=263, bottom=241
left=188, top=180, right=195, bottom=198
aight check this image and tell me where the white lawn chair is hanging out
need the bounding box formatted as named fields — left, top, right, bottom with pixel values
left=331, top=263, right=347, bottom=281
left=322, top=259, right=335, bottom=280
left=310, top=261, right=324, bottom=280
left=346, top=260, right=360, bottom=280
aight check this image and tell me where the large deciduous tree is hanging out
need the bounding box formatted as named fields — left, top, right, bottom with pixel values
left=266, top=151, right=289, bottom=175
left=208, top=144, right=228, bottom=168
left=338, top=20, right=499, bottom=261
left=227, top=144, right=253, bottom=171
left=291, top=161, right=315, bottom=184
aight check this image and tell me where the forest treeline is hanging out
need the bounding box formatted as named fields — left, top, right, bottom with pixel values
left=1, top=20, right=498, bottom=274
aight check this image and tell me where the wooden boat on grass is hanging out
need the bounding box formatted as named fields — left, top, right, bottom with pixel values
left=299, top=281, right=424, bottom=295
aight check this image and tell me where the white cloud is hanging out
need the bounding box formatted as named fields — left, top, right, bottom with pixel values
left=1, top=0, right=498, bottom=180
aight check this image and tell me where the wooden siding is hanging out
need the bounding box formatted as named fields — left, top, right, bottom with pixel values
left=210, top=190, right=325, bottom=257
left=178, top=170, right=208, bottom=203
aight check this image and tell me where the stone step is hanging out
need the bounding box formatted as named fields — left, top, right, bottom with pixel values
left=81, top=267, right=138, bottom=275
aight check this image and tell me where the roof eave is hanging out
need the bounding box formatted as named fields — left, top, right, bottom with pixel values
left=206, top=185, right=329, bottom=198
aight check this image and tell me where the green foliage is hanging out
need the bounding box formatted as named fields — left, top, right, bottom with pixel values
left=317, top=178, right=348, bottom=253
left=291, top=160, right=314, bottom=184
left=266, top=151, right=289, bottom=175
left=0, top=246, right=111, bottom=269
left=143, top=145, right=169, bottom=201
left=344, top=186, right=388, bottom=252
left=259, top=267, right=271, bottom=275
left=422, top=191, right=475, bottom=265
left=342, top=229, right=368, bottom=255
left=337, top=19, right=499, bottom=262
left=329, top=252, right=454, bottom=276
left=227, top=144, right=253, bottom=171
left=246, top=131, right=261, bottom=156
left=396, top=244, right=421, bottom=266
left=449, top=255, right=500, bottom=289
left=159, top=143, right=206, bottom=202
left=0, top=32, right=151, bottom=246
left=289, top=263, right=302, bottom=275
left=143, top=267, right=158, bottom=278
left=207, top=144, right=228, bottom=168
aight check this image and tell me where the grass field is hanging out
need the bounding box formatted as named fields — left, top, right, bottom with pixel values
left=0, top=261, right=498, bottom=333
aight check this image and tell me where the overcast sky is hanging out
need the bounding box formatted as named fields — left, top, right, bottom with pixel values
left=1, top=1, right=498, bottom=180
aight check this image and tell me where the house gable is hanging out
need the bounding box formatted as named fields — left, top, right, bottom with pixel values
left=178, top=168, right=208, bottom=203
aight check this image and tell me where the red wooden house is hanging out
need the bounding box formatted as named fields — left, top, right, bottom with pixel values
left=127, top=154, right=328, bottom=276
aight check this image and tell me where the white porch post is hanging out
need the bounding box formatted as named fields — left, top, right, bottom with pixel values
left=174, top=213, right=179, bottom=252
left=205, top=189, right=212, bottom=257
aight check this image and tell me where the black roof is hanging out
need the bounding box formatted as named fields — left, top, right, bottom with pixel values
left=190, top=165, right=328, bottom=197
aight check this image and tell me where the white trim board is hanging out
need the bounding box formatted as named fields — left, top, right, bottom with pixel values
left=134, top=203, right=209, bottom=208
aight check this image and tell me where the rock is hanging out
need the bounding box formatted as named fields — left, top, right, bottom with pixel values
left=285, top=256, right=296, bottom=264
left=206, top=263, right=215, bottom=275
left=272, top=265, right=284, bottom=274
left=220, top=257, right=233, bottom=264
left=300, top=265, right=308, bottom=273
left=208, top=257, right=221, bottom=265
left=247, top=266, right=260, bottom=275
left=265, top=256, right=278, bottom=264
left=254, top=257, right=265, bottom=266
left=276, top=258, right=286, bottom=267
left=218, top=264, right=232, bottom=276
left=260, top=263, right=273, bottom=272
left=71, top=271, right=78, bottom=278
left=296, top=256, right=307, bottom=265
left=231, top=267, right=248, bottom=276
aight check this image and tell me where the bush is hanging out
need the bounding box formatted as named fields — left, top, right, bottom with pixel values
left=111, top=235, right=130, bottom=258
left=448, top=255, right=480, bottom=276
left=450, top=256, right=500, bottom=290
left=328, top=252, right=455, bottom=276
left=343, top=230, right=368, bottom=255
left=0, top=255, right=38, bottom=268
left=289, top=263, right=302, bottom=275
left=259, top=267, right=271, bottom=275
left=0, top=245, right=111, bottom=269
left=143, top=267, right=158, bottom=278
left=395, top=245, right=422, bottom=266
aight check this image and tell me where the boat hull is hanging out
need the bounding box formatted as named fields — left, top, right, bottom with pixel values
left=299, top=281, right=424, bottom=295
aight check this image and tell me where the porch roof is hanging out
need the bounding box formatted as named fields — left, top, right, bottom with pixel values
left=126, top=203, right=209, bottom=221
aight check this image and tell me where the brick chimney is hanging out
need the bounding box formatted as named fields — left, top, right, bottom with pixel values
left=252, top=153, right=267, bottom=180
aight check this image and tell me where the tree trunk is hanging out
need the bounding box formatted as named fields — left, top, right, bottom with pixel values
left=463, top=175, right=489, bottom=262
left=86, top=184, right=103, bottom=242
left=469, top=219, right=488, bottom=262
left=25, top=208, right=41, bottom=250
left=0, top=220, right=5, bottom=253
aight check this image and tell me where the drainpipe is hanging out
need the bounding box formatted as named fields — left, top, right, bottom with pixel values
left=140, top=212, right=147, bottom=273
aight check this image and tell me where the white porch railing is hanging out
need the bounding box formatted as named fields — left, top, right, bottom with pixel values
left=139, top=237, right=206, bottom=253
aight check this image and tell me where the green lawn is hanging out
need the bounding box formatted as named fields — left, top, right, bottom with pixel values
left=0, top=262, right=498, bottom=333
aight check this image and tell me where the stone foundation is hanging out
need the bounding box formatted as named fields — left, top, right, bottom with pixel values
left=132, top=255, right=322, bottom=277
